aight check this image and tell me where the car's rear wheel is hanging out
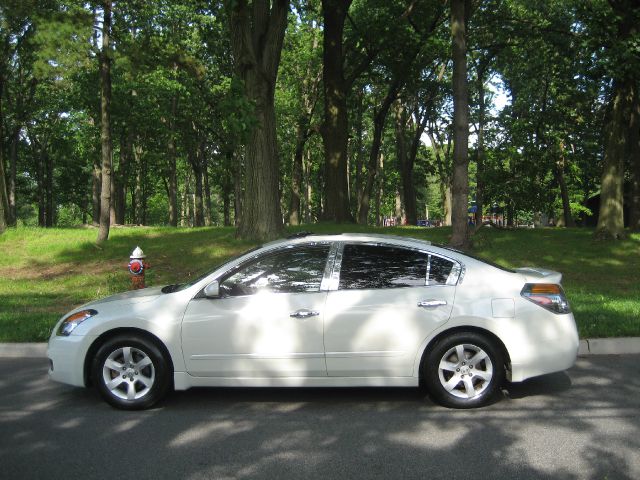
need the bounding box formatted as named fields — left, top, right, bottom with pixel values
left=92, top=335, right=170, bottom=410
left=424, top=332, right=504, bottom=408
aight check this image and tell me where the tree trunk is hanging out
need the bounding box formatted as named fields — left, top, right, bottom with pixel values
left=556, top=143, right=575, bottom=228
left=8, top=127, right=18, bottom=226
left=353, top=87, right=365, bottom=218
left=304, top=148, right=313, bottom=223
left=188, top=144, right=205, bottom=227
left=97, top=0, right=113, bottom=244
left=45, top=149, right=54, bottom=227
left=474, top=66, right=486, bottom=227
left=449, top=0, right=470, bottom=249
left=233, top=152, right=242, bottom=226
left=288, top=119, right=306, bottom=225
left=0, top=73, right=8, bottom=232
left=228, top=0, right=288, bottom=241
left=596, top=79, right=634, bottom=239
left=629, top=85, right=640, bottom=231
left=358, top=81, right=400, bottom=224
left=167, top=95, right=178, bottom=227
left=321, top=0, right=354, bottom=223
left=92, top=151, right=101, bottom=225
left=395, top=100, right=419, bottom=226
left=133, top=141, right=144, bottom=225
left=116, top=132, right=130, bottom=225
left=202, top=143, right=212, bottom=226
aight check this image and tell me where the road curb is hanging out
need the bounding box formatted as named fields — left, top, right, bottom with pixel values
left=1, top=338, right=639, bottom=358
left=0, top=343, right=47, bottom=358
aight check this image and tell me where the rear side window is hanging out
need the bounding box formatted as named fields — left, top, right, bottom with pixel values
left=339, top=244, right=429, bottom=290
left=429, top=255, right=455, bottom=285
left=338, top=244, right=459, bottom=290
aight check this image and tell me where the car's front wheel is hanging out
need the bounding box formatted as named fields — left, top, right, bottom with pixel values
left=92, top=335, right=170, bottom=410
left=424, top=332, right=504, bottom=408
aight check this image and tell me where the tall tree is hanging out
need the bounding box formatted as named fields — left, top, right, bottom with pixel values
left=449, top=0, right=470, bottom=248
left=595, top=0, right=640, bottom=239
left=227, top=0, right=288, bottom=240
left=320, top=0, right=354, bottom=222
left=97, top=0, right=113, bottom=243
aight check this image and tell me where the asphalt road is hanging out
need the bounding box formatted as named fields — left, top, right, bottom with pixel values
left=1, top=356, right=639, bottom=480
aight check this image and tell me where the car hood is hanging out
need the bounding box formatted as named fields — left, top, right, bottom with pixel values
left=515, top=267, right=563, bottom=284
left=83, top=286, right=165, bottom=308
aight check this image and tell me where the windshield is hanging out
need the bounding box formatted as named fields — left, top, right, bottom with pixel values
left=161, top=245, right=263, bottom=294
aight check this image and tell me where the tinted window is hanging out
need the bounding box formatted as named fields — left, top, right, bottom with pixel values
left=219, top=245, right=330, bottom=296
left=338, top=244, right=429, bottom=290
left=429, top=255, right=455, bottom=285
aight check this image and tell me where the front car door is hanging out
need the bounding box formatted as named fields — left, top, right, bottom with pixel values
left=323, top=243, right=460, bottom=377
left=182, top=243, right=332, bottom=378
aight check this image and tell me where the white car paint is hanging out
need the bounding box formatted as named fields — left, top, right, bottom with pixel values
left=48, top=233, right=579, bottom=394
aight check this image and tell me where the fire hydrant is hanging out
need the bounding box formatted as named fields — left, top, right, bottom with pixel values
left=128, top=246, right=149, bottom=290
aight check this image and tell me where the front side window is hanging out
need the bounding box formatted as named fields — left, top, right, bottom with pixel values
left=219, top=244, right=330, bottom=297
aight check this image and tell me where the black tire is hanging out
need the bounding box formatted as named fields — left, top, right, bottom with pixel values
left=424, top=331, right=504, bottom=409
left=92, top=334, right=171, bottom=410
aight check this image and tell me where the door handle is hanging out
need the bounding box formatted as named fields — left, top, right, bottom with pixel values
left=418, top=300, right=447, bottom=308
left=290, top=309, right=320, bottom=318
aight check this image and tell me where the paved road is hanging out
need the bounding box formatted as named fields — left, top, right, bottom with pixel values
left=1, top=356, right=638, bottom=480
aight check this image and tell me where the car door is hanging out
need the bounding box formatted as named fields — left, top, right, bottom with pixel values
left=323, top=243, right=458, bottom=377
left=181, top=243, right=331, bottom=378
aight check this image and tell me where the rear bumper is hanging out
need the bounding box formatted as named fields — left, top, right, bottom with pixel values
left=508, top=312, right=579, bottom=383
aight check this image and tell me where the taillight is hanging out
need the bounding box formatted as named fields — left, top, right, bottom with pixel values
left=521, top=283, right=571, bottom=314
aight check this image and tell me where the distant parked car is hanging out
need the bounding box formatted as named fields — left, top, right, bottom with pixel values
left=48, top=233, right=578, bottom=410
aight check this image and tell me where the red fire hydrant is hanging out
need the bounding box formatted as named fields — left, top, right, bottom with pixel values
left=128, top=246, right=149, bottom=290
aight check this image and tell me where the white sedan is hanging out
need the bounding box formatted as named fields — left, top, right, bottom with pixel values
left=48, top=233, right=579, bottom=409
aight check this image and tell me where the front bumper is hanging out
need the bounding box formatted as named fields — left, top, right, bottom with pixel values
left=47, top=334, right=96, bottom=388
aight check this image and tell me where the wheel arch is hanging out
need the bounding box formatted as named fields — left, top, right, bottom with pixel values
left=418, top=326, right=512, bottom=384
left=83, top=327, right=175, bottom=387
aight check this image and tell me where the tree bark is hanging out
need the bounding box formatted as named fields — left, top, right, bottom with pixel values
left=596, top=79, right=634, bottom=239
left=228, top=0, right=288, bottom=241
left=0, top=72, right=8, bottom=232
left=167, top=95, right=178, bottom=227
left=45, top=149, right=54, bottom=227
left=629, top=84, right=640, bottom=231
left=395, top=100, right=422, bottom=226
left=358, top=80, right=400, bottom=224
left=133, top=141, right=144, bottom=225
left=321, top=0, right=354, bottom=223
left=449, top=0, right=470, bottom=249
left=97, top=0, right=113, bottom=243
left=556, top=143, right=575, bottom=228
left=288, top=119, right=306, bottom=225
left=188, top=142, right=205, bottom=227
left=474, top=65, right=486, bottom=227
left=115, top=132, right=130, bottom=225
left=202, top=142, right=212, bottom=226
left=8, top=127, right=18, bottom=226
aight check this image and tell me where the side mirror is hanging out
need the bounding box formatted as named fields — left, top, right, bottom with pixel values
left=203, top=281, right=220, bottom=298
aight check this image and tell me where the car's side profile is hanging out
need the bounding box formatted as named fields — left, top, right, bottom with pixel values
left=48, top=233, right=579, bottom=409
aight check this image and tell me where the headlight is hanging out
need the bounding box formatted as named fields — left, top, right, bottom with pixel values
left=57, top=309, right=98, bottom=336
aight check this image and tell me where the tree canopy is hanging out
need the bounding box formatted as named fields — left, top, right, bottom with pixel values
left=0, top=0, right=638, bottom=242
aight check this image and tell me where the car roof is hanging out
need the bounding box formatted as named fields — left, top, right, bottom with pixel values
left=263, top=232, right=431, bottom=248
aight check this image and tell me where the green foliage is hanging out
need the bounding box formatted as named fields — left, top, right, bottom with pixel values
left=0, top=226, right=638, bottom=341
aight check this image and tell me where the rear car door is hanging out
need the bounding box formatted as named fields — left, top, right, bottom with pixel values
left=323, top=243, right=459, bottom=377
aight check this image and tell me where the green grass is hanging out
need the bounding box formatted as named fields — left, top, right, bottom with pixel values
left=0, top=225, right=638, bottom=341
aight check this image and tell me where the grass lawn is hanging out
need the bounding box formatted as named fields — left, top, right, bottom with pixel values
left=0, top=225, right=638, bottom=342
